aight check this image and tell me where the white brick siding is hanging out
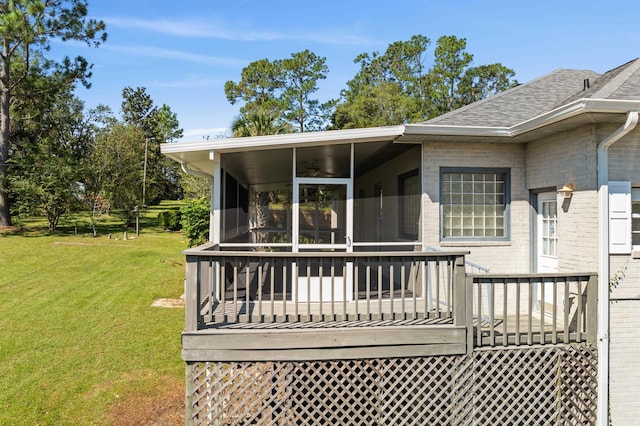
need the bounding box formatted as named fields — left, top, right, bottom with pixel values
left=606, top=126, right=640, bottom=425
left=421, top=141, right=528, bottom=273
left=526, top=126, right=599, bottom=273
left=609, top=254, right=640, bottom=425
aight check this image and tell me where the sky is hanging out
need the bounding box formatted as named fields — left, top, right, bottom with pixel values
left=52, top=0, right=640, bottom=142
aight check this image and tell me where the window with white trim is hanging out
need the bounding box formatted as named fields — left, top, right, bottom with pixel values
left=441, top=168, right=509, bottom=240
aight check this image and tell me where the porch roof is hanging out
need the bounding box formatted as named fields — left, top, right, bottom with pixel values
left=161, top=125, right=406, bottom=176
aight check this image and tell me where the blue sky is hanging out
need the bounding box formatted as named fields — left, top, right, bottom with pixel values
left=53, top=0, right=640, bottom=141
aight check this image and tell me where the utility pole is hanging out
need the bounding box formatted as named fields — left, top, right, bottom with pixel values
left=142, top=137, right=149, bottom=207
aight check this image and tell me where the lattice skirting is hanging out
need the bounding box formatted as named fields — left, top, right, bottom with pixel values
left=186, top=345, right=597, bottom=425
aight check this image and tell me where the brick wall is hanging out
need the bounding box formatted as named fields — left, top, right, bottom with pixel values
left=422, top=141, right=528, bottom=273
left=609, top=261, right=640, bottom=425
left=526, top=125, right=599, bottom=273
left=605, top=125, right=640, bottom=424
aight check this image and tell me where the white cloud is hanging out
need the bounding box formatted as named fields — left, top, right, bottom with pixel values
left=103, top=16, right=375, bottom=46
left=104, top=16, right=283, bottom=41
left=104, top=44, right=244, bottom=66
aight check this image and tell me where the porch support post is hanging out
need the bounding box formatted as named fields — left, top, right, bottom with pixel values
left=211, top=153, right=221, bottom=245
left=421, top=141, right=426, bottom=251
left=185, top=255, right=200, bottom=332
left=184, top=362, right=195, bottom=424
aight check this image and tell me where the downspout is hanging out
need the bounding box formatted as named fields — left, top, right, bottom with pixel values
left=596, top=110, right=638, bottom=426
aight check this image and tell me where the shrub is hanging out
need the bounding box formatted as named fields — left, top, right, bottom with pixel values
left=157, top=210, right=182, bottom=231
left=180, top=198, right=210, bottom=247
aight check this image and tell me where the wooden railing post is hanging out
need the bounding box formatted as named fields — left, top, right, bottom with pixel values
left=466, top=276, right=474, bottom=354
left=185, top=255, right=200, bottom=331
left=587, top=274, right=598, bottom=344
left=453, top=255, right=467, bottom=327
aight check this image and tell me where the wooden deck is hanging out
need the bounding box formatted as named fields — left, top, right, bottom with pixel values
left=181, top=247, right=598, bottom=361
left=183, top=322, right=466, bottom=361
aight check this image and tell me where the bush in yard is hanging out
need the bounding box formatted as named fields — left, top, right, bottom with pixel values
left=180, top=198, right=210, bottom=247
left=157, top=210, right=182, bottom=231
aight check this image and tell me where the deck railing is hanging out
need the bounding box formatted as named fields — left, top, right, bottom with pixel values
left=469, top=273, right=598, bottom=347
left=183, top=243, right=598, bottom=349
left=183, top=244, right=468, bottom=331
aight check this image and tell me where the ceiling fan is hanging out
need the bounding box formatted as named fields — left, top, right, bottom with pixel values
left=301, top=161, right=336, bottom=177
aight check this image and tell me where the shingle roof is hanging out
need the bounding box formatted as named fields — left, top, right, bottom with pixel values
left=555, top=58, right=640, bottom=105
left=424, top=58, right=640, bottom=127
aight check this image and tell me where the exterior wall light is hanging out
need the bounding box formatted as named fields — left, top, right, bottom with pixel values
left=558, top=183, right=574, bottom=199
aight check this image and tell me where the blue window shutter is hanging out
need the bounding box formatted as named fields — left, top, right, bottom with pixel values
left=609, top=181, right=632, bottom=254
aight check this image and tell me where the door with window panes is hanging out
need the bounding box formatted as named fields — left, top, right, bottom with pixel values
left=537, top=192, right=558, bottom=273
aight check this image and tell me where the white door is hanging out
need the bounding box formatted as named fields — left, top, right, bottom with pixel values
left=537, top=192, right=558, bottom=273
left=293, top=178, right=352, bottom=252
left=292, top=178, right=353, bottom=301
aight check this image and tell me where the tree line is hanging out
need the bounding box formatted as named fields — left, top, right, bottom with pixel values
left=10, top=83, right=185, bottom=232
left=226, top=34, right=517, bottom=135
left=0, top=1, right=194, bottom=231
left=0, top=1, right=519, bottom=232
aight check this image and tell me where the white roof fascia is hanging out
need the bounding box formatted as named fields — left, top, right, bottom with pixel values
left=511, top=98, right=640, bottom=135
left=161, top=125, right=405, bottom=155
left=509, top=99, right=588, bottom=136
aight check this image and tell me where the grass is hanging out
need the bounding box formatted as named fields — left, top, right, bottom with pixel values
left=0, top=202, right=187, bottom=424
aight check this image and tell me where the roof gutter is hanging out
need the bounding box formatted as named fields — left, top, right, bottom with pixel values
left=596, top=110, right=638, bottom=426
left=181, top=163, right=213, bottom=179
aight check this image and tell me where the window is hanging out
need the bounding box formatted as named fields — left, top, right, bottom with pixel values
left=632, top=188, right=640, bottom=248
left=441, top=168, right=509, bottom=240
left=540, top=198, right=558, bottom=257
left=398, top=170, right=420, bottom=239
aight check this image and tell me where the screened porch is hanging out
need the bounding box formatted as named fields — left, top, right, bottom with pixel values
left=216, top=140, right=422, bottom=253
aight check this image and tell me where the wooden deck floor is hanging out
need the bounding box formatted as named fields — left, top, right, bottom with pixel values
left=214, top=316, right=454, bottom=329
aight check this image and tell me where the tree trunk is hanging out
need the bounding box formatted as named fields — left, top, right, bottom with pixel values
left=255, top=191, right=270, bottom=244
left=0, top=42, right=12, bottom=227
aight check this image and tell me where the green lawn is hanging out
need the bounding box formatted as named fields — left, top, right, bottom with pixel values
left=0, top=203, right=187, bottom=424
